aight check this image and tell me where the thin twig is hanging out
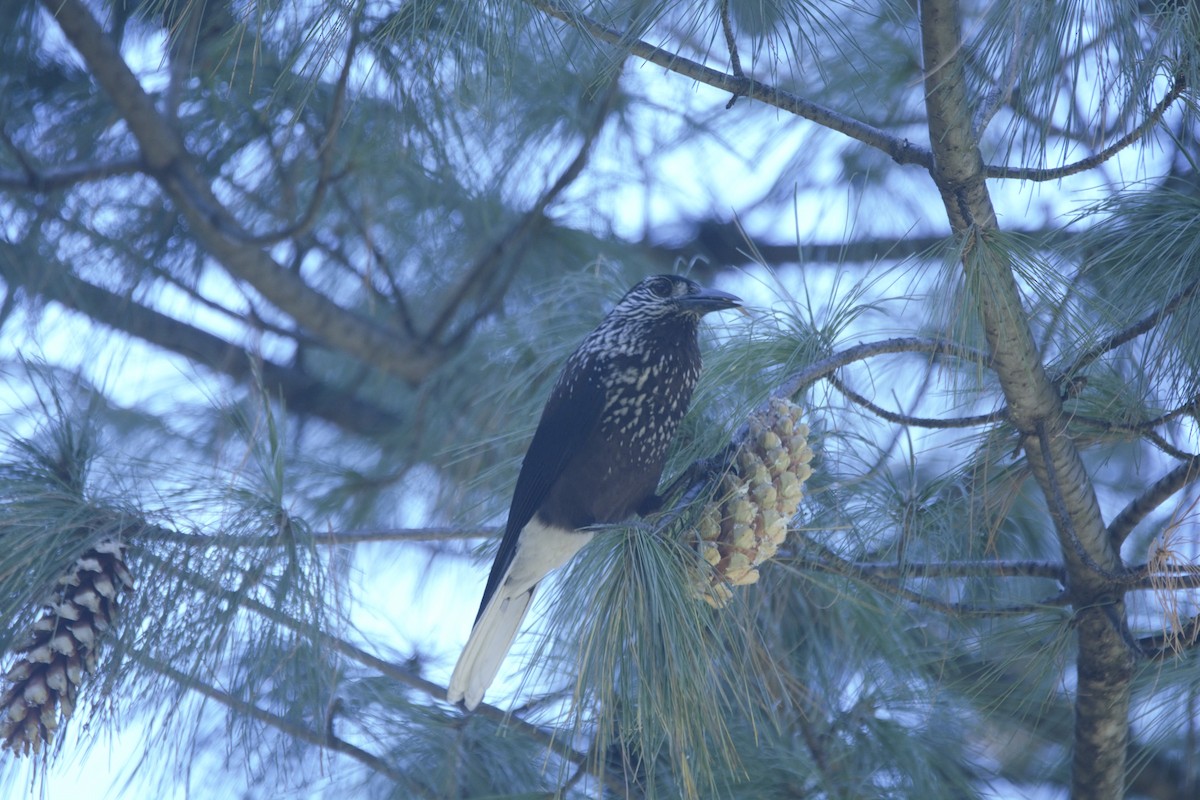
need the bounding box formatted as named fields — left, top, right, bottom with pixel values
left=140, top=526, right=495, bottom=547
left=791, top=549, right=1069, bottom=617
left=795, top=557, right=1066, bottom=581
left=1068, top=397, right=1200, bottom=438
left=775, top=337, right=993, bottom=400
left=523, top=0, right=934, bottom=169
left=0, top=157, right=145, bottom=191
left=828, top=371, right=1006, bottom=429
left=1140, top=396, right=1200, bottom=430
left=664, top=337, right=996, bottom=505
left=718, top=0, right=743, bottom=109
left=986, top=72, right=1187, bottom=181
left=134, top=653, right=411, bottom=786
left=1107, top=456, right=1200, bottom=548
left=433, top=63, right=626, bottom=350
left=1068, top=413, right=1198, bottom=462
left=1068, top=276, right=1200, bottom=375
left=245, top=26, right=359, bottom=246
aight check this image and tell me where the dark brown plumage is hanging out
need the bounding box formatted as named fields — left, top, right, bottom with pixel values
left=447, top=274, right=741, bottom=710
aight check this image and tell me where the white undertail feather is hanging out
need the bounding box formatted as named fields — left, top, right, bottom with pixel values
left=447, top=518, right=594, bottom=710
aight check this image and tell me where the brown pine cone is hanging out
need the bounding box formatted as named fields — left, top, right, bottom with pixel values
left=694, top=398, right=813, bottom=607
left=1, top=539, right=134, bottom=755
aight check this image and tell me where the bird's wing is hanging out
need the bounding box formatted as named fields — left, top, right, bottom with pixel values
left=474, top=359, right=605, bottom=621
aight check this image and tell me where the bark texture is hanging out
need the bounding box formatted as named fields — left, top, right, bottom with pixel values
left=919, top=2, right=1132, bottom=798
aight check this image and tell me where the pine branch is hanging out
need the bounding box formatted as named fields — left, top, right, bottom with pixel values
left=791, top=544, right=1069, bottom=618
left=921, top=0, right=1117, bottom=591
left=522, top=0, right=935, bottom=169
left=136, top=546, right=622, bottom=791
left=827, top=371, right=1006, bottom=429
left=985, top=72, right=1187, bottom=182
left=134, top=653, right=412, bottom=787
left=799, top=558, right=1066, bottom=581
left=1125, top=567, right=1200, bottom=593
left=0, top=242, right=404, bottom=437
left=0, top=157, right=145, bottom=191
left=40, top=0, right=445, bottom=385
left=1068, top=414, right=1198, bottom=462
left=141, top=526, right=494, bottom=547
left=646, top=222, right=1076, bottom=272
left=1033, top=420, right=1130, bottom=584
left=775, top=337, right=993, bottom=399
left=1107, top=456, right=1200, bottom=548
left=665, top=337, right=994, bottom=510
left=1067, top=276, right=1200, bottom=375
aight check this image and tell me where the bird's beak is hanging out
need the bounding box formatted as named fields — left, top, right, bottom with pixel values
left=676, top=286, right=743, bottom=315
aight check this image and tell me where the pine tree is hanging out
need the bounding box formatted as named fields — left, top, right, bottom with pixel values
left=1, top=0, right=1199, bottom=797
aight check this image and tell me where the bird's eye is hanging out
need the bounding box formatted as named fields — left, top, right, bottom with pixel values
left=649, top=278, right=672, bottom=298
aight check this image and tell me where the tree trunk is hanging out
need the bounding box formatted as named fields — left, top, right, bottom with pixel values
left=919, top=2, right=1134, bottom=797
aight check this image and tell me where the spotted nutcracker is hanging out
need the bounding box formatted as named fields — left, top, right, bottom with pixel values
left=447, top=274, right=741, bottom=710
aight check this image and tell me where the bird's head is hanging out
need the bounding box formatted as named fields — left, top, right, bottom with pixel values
left=610, top=274, right=742, bottom=321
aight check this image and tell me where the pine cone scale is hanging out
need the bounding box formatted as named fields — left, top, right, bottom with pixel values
left=693, top=398, right=814, bottom=607
left=1, top=538, right=133, bottom=755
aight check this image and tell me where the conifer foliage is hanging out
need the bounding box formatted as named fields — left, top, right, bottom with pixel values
left=1, top=0, right=1199, bottom=797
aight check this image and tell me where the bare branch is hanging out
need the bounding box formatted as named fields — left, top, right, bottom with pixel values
left=985, top=72, right=1187, bottom=182
left=41, top=0, right=444, bottom=384
left=775, top=337, right=993, bottom=399
left=522, top=0, right=934, bottom=169
left=431, top=61, right=625, bottom=349
left=718, top=0, right=743, bottom=109
left=0, top=242, right=404, bottom=437
left=135, top=653, right=410, bottom=786
left=0, top=157, right=145, bottom=191
left=142, top=526, right=494, bottom=547
left=1067, top=276, right=1200, bottom=375
left=828, top=371, right=1006, bottom=429
left=1107, top=456, right=1200, bottom=549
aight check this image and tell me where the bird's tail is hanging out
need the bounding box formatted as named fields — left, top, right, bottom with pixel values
left=446, top=586, right=537, bottom=710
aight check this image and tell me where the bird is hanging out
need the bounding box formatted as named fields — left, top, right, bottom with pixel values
left=447, top=274, right=742, bottom=710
